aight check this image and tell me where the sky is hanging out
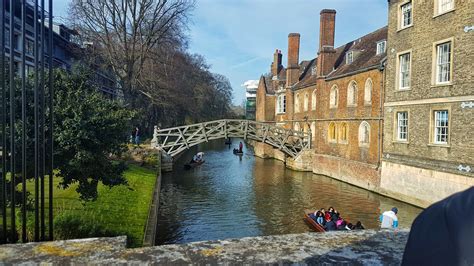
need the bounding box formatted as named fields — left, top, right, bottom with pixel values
left=53, top=0, right=388, bottom=105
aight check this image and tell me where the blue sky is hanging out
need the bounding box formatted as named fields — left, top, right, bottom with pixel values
left=54, top=0, right=388, bottom=105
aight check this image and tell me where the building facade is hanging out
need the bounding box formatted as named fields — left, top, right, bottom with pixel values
left=256, top=10, right=388, bottom=192
left=380, top=0, right=474, bottom=206
left=242, top=80, right=259, bottom=120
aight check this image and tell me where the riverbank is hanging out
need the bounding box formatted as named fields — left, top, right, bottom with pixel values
left=0, top=229, right=410, bottom=264
left=25, top=164, right=157, bottom=247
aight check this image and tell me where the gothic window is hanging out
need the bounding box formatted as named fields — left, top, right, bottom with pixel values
left=304, top=93, right=309, bottom=112
left=295, top=93, right=300, bottom=113
left=311, top=90, right=317, bottom=110
left=347, top=81, right=357, bottom=106
left=328, top=122, right=337, bottom=142
left=340, top=122, right=348, bottom=143
left=359, top=121, right=370, bottom=147
left=330, top=85, right=338, bottom=108
left=311, top=122, right=316, bottom=140
left=364, top=78, right=372, bottom=104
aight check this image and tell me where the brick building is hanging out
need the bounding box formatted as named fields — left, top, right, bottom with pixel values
left=256, top=10, right=388, bottom=191
left=380, top=0, right=474, bottom=206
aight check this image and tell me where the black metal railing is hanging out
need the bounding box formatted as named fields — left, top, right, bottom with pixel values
left=0, top=0, right=53, bottom=244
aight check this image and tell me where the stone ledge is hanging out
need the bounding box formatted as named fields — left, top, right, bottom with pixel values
left=0, top=229, right=409, bottom=264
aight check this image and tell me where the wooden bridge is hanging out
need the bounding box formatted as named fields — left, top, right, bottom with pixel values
left=153, top=119, right=311, bottom=158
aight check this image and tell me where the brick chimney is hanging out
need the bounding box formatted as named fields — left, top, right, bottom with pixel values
left=317, top=9, right=337, bottom=78
left=271, top=49, right=283, bottom=77
left=286, top=33, right=300, bottom=87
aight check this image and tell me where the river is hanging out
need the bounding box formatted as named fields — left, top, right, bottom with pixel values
left=155, top=139, right=422, bottom=245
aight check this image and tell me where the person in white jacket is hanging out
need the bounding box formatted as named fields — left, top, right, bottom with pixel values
left=380, top=207, right=398, bottom=229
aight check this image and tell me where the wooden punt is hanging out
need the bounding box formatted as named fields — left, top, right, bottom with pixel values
left=184, top=160, right=205, bottom=170
left=304, top=209, right=326, bottom=232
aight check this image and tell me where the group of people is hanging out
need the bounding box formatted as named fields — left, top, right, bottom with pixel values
left=309, top=207, right=365, bottom=231
left=191, top=152, right=204, bottom=163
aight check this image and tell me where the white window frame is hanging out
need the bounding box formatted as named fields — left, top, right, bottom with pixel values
left=329, top=85, right=338, bottom=108
left=311, top=90, right=317, bottom=110
left=397, top=51, right=411, bottom=90
left=376, top=40, right=386, bottom=55
left=347, top=81, right=357, bottom=107
left=434, top=40, right=453, bottom=85
left=346, top=51, right=354, bottom=64
left=435, top=0, right=455, bottom=16
left=433, top=110, right=449, bottom=145
left=364, top=78, right=372, bottom=105
left=399, top=1, right=413, bottom=29
left=396, top=111, right=408, bottom=141
left=276, top=94, right=286, bottom=114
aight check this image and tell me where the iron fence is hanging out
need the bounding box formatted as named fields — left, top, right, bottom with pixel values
left=0, top=0, right=53, bottom=244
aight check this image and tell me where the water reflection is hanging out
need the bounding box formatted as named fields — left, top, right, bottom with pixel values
left=155, top=139, right=422, bottom=245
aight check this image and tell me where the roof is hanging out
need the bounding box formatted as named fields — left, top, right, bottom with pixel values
left=291, top=26, right=388, bottom=90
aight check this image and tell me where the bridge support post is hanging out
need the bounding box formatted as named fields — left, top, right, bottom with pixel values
left=161, top=152, right=173, bottom=172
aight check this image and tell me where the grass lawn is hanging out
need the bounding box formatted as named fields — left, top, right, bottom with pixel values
left=24, top=163, right=157, bottom=247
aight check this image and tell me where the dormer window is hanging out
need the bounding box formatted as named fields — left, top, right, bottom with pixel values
left=376, top=40, right=386, bottom=55
left=346, top=51, right=354, bottom=64
left=311, top=66, right=317, bottom=76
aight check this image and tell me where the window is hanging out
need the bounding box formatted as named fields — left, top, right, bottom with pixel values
left=376, top=40, right=386, bottom=55
left=294, top=122, right=301, bottom=132
left=340, top=123, right=348, bottom=143
left=433, top=110, right=449, bottom=144
left=435, top=41, right=452, bottom=84
left=26, top=39, right=34, bottom=56
left=295, top=93, right=300, bottom=113
left=400, top=2, right=412, bottom=29
left=330, top=85, right=338, bottom=108
left=364, top=78, right=372, bottom=104
left=328, top=122, right=337, bottom=142
left=276, top=94, right=286, bottom=113
left=346, top=51, right=354, bottom=64
left=311, top=122, right=316, bottom=140
left=397, top=112, right=408, bottom=141
left=304, top=93, right=309, bottom=112
left=437, top=0, right=454, bottom=14
left=5, top=29, right=10, bottom=47
left=399, top=52, right=411, bottom=89
left=359, top=121, right=370, bottom=146
left=311, top=66, right=317, bottom=76
left=347, top=81, right=357, bottom=106
left=311, top=90, right=317, bottom=110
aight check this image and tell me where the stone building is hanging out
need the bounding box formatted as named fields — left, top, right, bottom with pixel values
left=380, top=0, right=474, bottom=207
left=255, top=10, right=388, bottom=191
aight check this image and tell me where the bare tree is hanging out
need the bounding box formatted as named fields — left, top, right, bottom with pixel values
left=70, top=0, right=195, bottom=99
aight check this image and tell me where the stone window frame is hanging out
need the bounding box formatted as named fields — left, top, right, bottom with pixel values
left=364, top=78, right=373, bottom=105
left=428, top=105, right=451, bottom=147
left=304, top=92, right=309, bottom=112
left=295, top=93, right=300, bottom=113
left=339, top=122, right=349, bottom=144
left=358, top=121, right=371, bottom=148
left=328, top=122, right=337, bottom=143
left=433, top=0, right=455, bottom=17
left=398, top=0, right=413, bottom=31
left=294, top=121, right=301, bottom=132
left=396, top=49, right=412, bottom=91
left=311, top=89, right=317, bottom=111
left=276, top=94, right=286, bottom=114
left=431, top=37, right=454, bottom=87
left=347, top=80, right=358, bottom=107
left=329, top=85, right=339, bottom=109
left=376, top=40, right=386, bottom=55
left=393, top=109, right=410, bottom=143
left=311, top=122, right=316, bottom=141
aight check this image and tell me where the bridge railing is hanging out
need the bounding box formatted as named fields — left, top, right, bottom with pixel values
left=154, top=119, right=311, bottom=158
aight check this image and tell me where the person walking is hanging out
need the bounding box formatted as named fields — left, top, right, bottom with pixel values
left=130, top=128, right=136, bottom=144
left=134, top=127, right=140, bottom=146
left=380, top=207, right=399, bottom=229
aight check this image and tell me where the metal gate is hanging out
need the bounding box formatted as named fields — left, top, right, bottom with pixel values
left=0, top=0, right=54, bottom=243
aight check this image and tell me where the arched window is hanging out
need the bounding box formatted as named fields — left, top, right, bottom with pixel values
left=330, top=85, right=338, bottom=108
left=347, top=81, right=357, bottom=106
left=303, top=123, right=309, bottom=133
left=311, top=90, right=317, bottom=110
left=359, top=121, right=370, bottom=146
left=276, top=94, right=286, bottom=113
left=311, top=122, right=316, bottom=140
left=340, top=122, right=348, bottom=142
left=304, top=93, right=309, bottom=111
left=295, top=93, right=300, bottom=113
left=294, top=122, right=300, bottom=132
left=364, top=78, right=373, bottom=104
left=328, top=122, right=337, bottom=142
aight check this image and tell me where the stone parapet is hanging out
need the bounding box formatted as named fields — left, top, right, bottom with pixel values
left=0, top=230, right=409, bottom=264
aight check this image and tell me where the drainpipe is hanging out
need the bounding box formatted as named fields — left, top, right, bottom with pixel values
left=377, top=58, right=387, bottom=170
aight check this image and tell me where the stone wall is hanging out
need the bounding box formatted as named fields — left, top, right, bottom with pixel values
left=0, top=230, right=410, bottom=264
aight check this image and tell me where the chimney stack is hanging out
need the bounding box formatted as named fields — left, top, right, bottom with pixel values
left=271, top=49, right=283, bottom=77
left=286, top=33, right=300, bottom=87
left=317, top=9, right=337, bottom=78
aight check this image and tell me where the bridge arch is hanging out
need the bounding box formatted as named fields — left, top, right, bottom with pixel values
left=153, top=119, right=311, bottom=158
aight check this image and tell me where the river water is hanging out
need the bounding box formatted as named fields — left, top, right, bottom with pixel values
left=155, top=139, right=422, bottom=245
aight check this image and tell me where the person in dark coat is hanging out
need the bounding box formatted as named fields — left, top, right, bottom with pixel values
left=402, top=187, right=474, bottom=266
